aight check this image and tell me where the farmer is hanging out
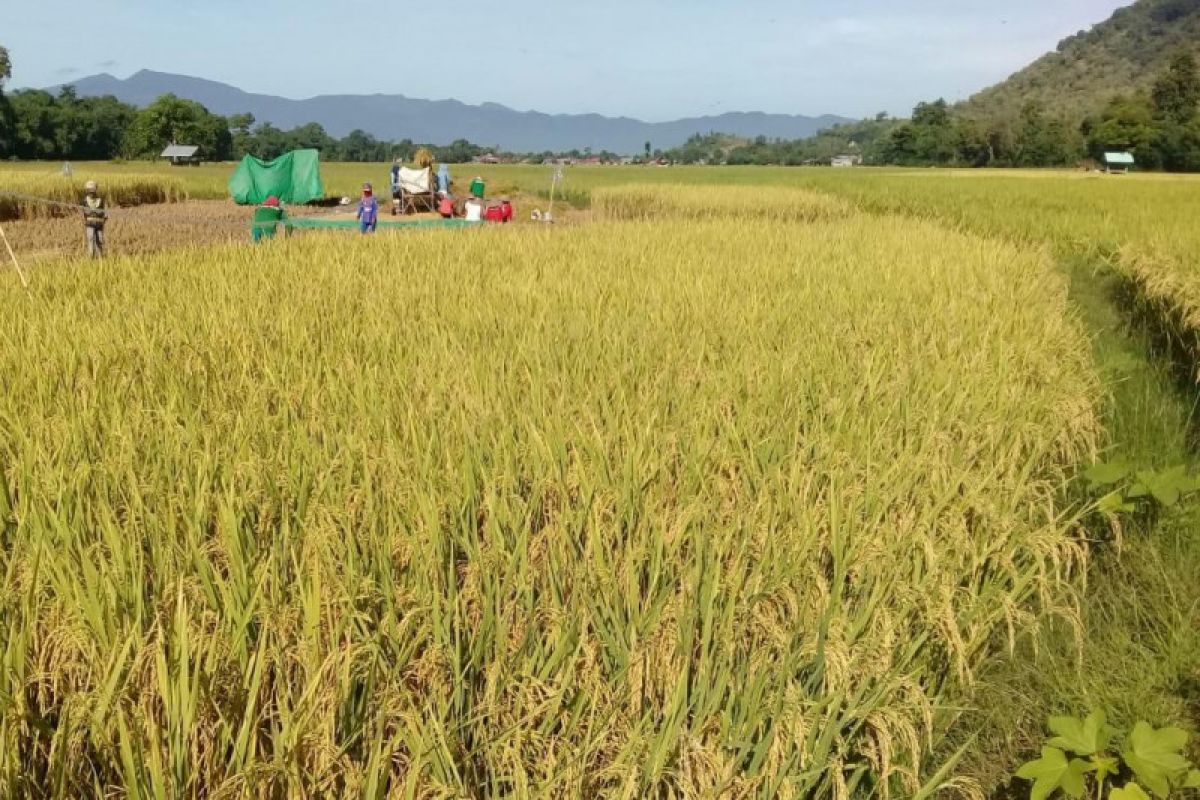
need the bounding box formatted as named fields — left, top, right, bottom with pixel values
left=469, top=175, right=486, bottom=200
left=390, top=158, right=403, bottom=215
left=438, top=163, right=453, bottom=194
left=358, top=182, right=379, bottom=234
left=464, top=196, right=484, bottom=222
left=437, top=191, right=456, bottom=219
left=82, top=180, right=107, bottom=258
left=252, top=196, right=287, bottom=243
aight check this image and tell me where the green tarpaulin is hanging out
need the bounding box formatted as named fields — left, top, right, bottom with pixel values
left=228, top=149, right=324, bottom=205
left=286, top=218, right=483, bottom=231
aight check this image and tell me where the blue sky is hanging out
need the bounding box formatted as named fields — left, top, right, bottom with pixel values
left=8, top=0, right=1128, bottom=121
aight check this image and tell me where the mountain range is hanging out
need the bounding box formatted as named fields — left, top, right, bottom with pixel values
left=964, top=0, right=1200, bottom=121
left=57, top=70, right=850, bottom=154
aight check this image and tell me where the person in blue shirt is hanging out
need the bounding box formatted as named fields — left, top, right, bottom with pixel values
left=390, top=159, right=403, bottom=215
left=357, top=183, right=379, bottom=234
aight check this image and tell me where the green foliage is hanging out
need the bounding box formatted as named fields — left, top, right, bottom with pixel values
left=1122, top=722, right=1194, bottom=797
left=122, top=93, right=233, bottom=160
left=1016, top=103, right=1083, bottom=166
left=1111, top=785, right=1153, bottom=800
left=1017, top=713, right=1199, bottom=799
left=1151, top=52, right=1200, bottom=123
left=1049, top=711, right=1115, bottom=756
left=882, top=99, right=965, bottom=165
left=967, top=0, right=1200, bottom=125
left=3, top=88, right=135, bottom=160
left=0, top=45, right=11, bottom=156
left=1084, top=94, right=1162, bottom=167
left=0, top=45, right=499, bottom=163
left=1088, top=460, right=1200, bottom=515
left=1016, top=747, right=1092, bottom=799
left=664, top=119, right=899, bottom=166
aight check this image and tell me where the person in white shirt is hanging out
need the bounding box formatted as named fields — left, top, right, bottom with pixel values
left=464, top=197, right=484, bottom=222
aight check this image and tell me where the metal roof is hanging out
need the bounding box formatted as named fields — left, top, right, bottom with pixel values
left=1103, top=151, right=1135, bottom=165
left=161, top=145, right=200, bottom=158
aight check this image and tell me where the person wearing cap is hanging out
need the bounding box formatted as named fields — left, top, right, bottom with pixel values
left=82, top=180, right=107, bottom=258
left=252, top=196, right=287, bottom=243
left=469, top=176, right=486, bottom=200
left=357, top=183, right=379, bottom=234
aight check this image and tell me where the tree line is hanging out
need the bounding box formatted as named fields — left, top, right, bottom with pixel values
left=0, top=44, right=504, bottom=163
left=0, top=87, right=496, bottom=164
left=5, top=41, right=1200, bottom=170
left=664, top=52, right=1200, bottom=171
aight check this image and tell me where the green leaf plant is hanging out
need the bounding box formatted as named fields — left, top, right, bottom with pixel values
left=1016, top=712, right=1200, bottom=799
left=1086, top=462, right=1200, bottom=516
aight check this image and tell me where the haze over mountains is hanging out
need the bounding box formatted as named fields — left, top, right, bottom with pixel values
left=58, top=70, right=850, bottom=154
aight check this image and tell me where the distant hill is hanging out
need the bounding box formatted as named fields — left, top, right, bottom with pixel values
left=964, top=0, right=1200, bottom=121
left=56, top=70, right=850, bottom=154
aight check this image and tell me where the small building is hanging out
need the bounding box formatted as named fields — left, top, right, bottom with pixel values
left=161, top=144, right=201, bottom=166
left=475, top=152, right=501, bottom=165
left=1103, top=151, right=1135, bottom=174
left=831, top=154, right=861, bottom=167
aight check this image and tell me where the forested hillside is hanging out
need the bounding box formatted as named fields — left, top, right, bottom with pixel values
left=966, top=0, right=1200, bottom=122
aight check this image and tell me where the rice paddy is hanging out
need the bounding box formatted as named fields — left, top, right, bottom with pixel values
left=0, top=182, right=1113, bottom=798
left=781, top=169, right=1200, bottom=381
left=0, top=171, right=187, bottom=221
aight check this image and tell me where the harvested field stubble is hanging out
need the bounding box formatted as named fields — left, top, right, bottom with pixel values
left=1, top=200, right=251, bottom=261
left=0, top=199, right=1100, bottom=797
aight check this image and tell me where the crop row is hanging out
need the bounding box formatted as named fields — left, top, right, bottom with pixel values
left=785, top=169, right=1200, bottom=379
left=592, top=184, right=851, bottom=223
left=0, top=195, right=1099, bottom=798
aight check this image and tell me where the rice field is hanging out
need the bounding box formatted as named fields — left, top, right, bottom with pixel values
left=592, top=185, right=851, bottom=222
left=780, top=169, right=1200, bottom=379
left=0, top=171, right=188, bottom=221
left=0, top=186, right=1103, bottom=798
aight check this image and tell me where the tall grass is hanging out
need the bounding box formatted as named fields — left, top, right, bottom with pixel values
left=0, top=172, right=187, bottom=221
left=0, top=201, right=1099, bottom=797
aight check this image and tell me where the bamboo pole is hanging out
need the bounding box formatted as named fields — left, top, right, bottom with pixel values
left=0, top=222, right=30, bottom=291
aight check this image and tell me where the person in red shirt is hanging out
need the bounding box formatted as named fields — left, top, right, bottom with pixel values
left=437, top=192, right=456, bottom=219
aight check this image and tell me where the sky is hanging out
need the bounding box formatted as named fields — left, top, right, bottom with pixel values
left=7, top=0, right=1130, bottom=121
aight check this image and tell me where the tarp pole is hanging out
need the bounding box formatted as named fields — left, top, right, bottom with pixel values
left=547, top=165, right=562, bottom=222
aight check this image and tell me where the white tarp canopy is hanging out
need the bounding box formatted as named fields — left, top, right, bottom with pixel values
left=398, top=167, right=434, bottom=194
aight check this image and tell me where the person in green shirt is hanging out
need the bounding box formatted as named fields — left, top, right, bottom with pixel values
left=469, top=176, right=486, bottom=200
left=252, top=196, right=288, bottom=243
